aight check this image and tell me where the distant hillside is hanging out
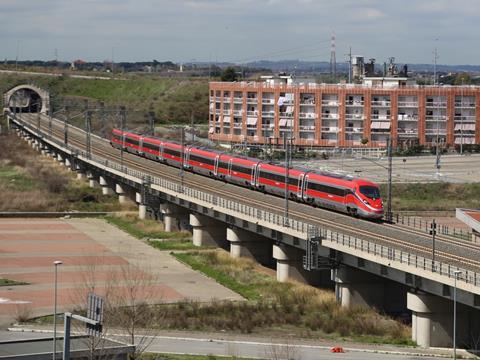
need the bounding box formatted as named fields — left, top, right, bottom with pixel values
left=0, top=73, right=210, bottom=128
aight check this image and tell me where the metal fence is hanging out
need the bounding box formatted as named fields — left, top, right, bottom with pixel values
left=10, top=113, right=480, bottom=288
left=321, top=228, right=479, bottom=286
left=395, top=214, right=472, bottom=241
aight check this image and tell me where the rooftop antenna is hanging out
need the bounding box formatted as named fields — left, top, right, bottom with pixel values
left=433, top=39, right=439, bottom=85
left=330, top=31, right=336, bottom=81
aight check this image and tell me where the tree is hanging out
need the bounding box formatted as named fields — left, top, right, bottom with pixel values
left=221, top=67, right=238, bottom=82
left=454, top=73, right=471, bottom=85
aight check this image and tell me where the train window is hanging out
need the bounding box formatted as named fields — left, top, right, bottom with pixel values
left=231, top=164, right=251, bottom=174
left=163, top=148, right=180, bottom=157
left=218, top=161, right=228, bottom=169
left=143, top=141, right=159, bottom=150
left=359, top=186, right=380, bottom=199
left=308, top=182, right=345, bottom=197
left=260, top=171, right=285, bottom=183
left=112, top=134, right=122, bottom=141
left=190, top=154, right=214, bottom=165
left=126, top=137, right=139, bottom=146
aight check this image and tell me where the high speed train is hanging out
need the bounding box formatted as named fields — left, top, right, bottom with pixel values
left=111, top=128, right=384, bottom=219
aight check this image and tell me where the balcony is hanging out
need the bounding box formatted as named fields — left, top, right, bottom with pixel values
left=279, top=112, right=294, bottom=118
left=322, top=100, right=339, bottom=106
left=246, top=110, right=258, bottom=116
left=233, top=110, right=243, bottom=116
left=262, top=98, right=275, bottom=104
left=397, top=128, right=418, bottom=136
left=371, top=101, right=391, bottom=107
left=398, top=114, right=418, bottom=121
left=233, top=123, right=243, bottom=129
left=223, top=110, right=231, bottom=116
left=425, top=116, right=447, bottom=121
left=262, top=111, right=275, bottom=118
left=223, top=97, right=231, bottom=102
left=246, top=97, right=258, bottom=104
left=299, top=112, right=317, bottom=119
left=371, top=115, right=391, bottom=121
left=345, top=114, right=365, bottom=120
left=233, top=97, right=243, bottom=104
left=454, top=115, right=476, bottom=122
left=321, top=127, right=339, bottom=133
left=398, top=102, right=419, bottom=108
left=300, top=99, right=315, bottom=105
left=345, top=127, right=363, bottom=133
left=426, top=101, right=447, bottom=108
left=425, top=129, right=447, bottom=135
left=346, top=100, right=364, bottom=106
left=455, top=102, right=476, bottom=108
left=321, top=113, right=339, bottom=119
left=299, top=125, right=316, bottom=132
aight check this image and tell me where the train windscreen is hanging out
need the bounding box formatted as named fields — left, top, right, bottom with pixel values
left=359, top=186, right=380, bottom=200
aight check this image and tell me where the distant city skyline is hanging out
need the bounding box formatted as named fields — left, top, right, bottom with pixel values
left=1, top=0, right=479, bottom=65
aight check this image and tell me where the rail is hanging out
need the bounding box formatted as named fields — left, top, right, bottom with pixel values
left=321, top=228, right=478, bottom=286
left=9, top=113, right=480, bottom=288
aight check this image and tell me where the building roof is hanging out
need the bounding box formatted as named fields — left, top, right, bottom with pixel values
left=456, top=208, right=480, bottom=233
left=0, top=335, right=134, bottom=359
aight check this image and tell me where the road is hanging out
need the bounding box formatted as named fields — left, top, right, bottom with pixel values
left=0, top=330, right=449, bottom=359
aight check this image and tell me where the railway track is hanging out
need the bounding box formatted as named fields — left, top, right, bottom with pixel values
left=19, top=113, right=480, bottom=271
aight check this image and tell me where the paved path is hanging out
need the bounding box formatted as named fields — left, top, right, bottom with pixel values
left=0, top=218, right=242, bottom=328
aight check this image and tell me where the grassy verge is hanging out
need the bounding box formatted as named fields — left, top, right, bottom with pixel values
left=380, top=182, right=480, bottom=212
left=105, top=214, right=190, bottom=240
left=164, top=251, right=413, bottom=345
left=0, top=278, right=28, bottom=286
left=172, top=252, right=261, bottom=300
left=149, top=240, right=209, bottom=251
left=140, top=354, right=257, bottom=360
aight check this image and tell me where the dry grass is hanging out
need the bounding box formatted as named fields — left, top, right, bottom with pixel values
left=0, top=133, right=123, bottom=212
left=160, top=251, right=411, bottom=344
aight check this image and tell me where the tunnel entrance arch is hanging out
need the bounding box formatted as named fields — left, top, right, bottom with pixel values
left=3, top=84, right=50, bottom=114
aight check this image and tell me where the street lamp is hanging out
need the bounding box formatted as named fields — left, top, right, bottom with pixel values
left=453, top=270, right=462, bottom=360
left=53, top=260, right=63, bottom=360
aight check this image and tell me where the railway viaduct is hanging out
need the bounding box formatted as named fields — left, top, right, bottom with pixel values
left=4, top=85, right=480, bottom=351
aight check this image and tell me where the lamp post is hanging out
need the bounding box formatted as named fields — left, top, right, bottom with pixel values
left=53, top=260, right=63, bottom=360
left=453, top=270, right=462, bottom=360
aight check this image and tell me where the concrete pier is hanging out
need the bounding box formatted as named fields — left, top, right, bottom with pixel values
left=116, top=184, right=127, bottom=204
left=99, top=176, right=114, bottom=195
left=160, top=203, right=189, bottom=232
left=226, top=227, right=271, bottom=264
left=190, top=214, right=227, bottom=247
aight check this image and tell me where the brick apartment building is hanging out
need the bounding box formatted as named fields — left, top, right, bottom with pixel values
left=209, top=76, right=480, bottom=149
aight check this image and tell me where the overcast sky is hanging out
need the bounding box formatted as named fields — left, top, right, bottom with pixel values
left=0, top=0, right=478, bottom=65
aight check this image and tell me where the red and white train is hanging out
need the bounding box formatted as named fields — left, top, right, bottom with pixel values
left=111, top=128, right=384, bottom=219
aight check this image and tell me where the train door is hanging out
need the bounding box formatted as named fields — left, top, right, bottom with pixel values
left=139, top=137, right=144, bottom=155
left=184, top=147, right=191, bottom=169
left=214, top=154, right=220, bottom=176
left=253, top=163, right=261, bottom=187
left=227, top=159, right=233, bottom=178
left=296, top=173, right=305, bottom=198
left=302, top=174, right=309, bottom=201
left=251, top=162, right=260, bottom=186
left=158, top=143, right=164, bottom=161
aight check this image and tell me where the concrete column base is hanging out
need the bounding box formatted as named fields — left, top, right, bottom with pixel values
left=227, top=227, right=271, bottom=264
left=57, top=154, right=63, bottom=163
left=332, top=266, right=407, bottom=313
left=89, top=179, right=99, bottom=188
left=160, top=203, right=189, bottom=232
left=135, top=192, right=142, bottom=204
left=102, top=186, right=115, bottom=195
left=76, top=172, right=86, bottom=180
left=272, top=244, right=328, bottom=285
left=138, top=204, right=147, bottom=220
left=190, top=213, right=227, bottom=247
left=118, top=195, right=127, bottom=204
left=64, top=158, right=71, bottom=168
